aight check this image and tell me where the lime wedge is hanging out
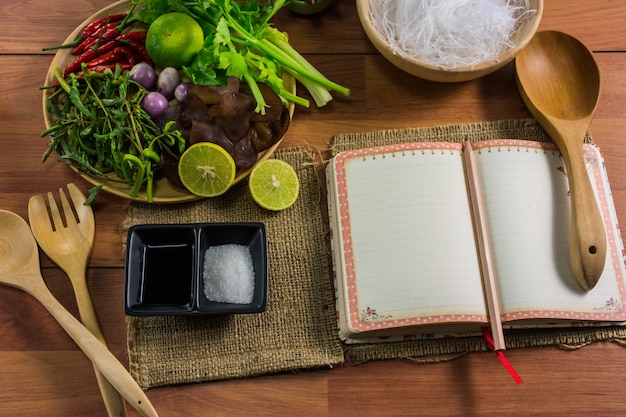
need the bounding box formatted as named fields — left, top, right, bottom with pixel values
left=249, top=159, right=300, bottom=211
left=177, top=143, right=236, bottom=197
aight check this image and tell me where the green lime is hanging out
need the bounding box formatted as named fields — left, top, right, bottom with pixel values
left=249, top=159, right=300, bottom=211
left=177, top=143, right=236, bottom=197
left=145, top=12, right=204, bottom=69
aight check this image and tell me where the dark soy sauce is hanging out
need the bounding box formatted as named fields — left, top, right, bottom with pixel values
left=140, top=244, right=193, bottom=305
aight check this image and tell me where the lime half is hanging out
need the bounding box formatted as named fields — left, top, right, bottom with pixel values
left=249, top=159, right=300, bottom=210
left=177, top=143, right=236, bottom=197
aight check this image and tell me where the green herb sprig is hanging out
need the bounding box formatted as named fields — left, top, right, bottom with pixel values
left=42, top=64, right=185, bottom=203
left=131, top=0, right=350, bottom=114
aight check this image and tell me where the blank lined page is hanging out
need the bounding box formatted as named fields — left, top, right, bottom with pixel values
left=333, top=142, right=488, bottom=333
left=474, top=140, right=626, bottom=322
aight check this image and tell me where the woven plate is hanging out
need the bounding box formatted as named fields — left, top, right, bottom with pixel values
left=42, top=0, right=295, bottom=203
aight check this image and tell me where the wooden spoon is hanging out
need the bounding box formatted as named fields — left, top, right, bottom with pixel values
left=515, top=30, right=605, bottom=291
left=0, top=210, right=159, bottom=417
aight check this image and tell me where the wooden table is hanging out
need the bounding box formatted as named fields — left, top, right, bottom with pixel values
left=2, top=1, right=626, bottom=416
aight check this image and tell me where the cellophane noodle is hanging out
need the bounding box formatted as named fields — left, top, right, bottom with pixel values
left=368, top=0, right=537, bottom=69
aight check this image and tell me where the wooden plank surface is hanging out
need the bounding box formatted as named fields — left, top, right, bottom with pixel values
left=1, top=1, right=626, bottom=416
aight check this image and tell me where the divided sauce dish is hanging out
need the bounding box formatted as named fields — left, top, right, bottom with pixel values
left=125, top=222, right=268, bottom=316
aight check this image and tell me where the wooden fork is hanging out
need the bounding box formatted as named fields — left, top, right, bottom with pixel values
left=28, top=183, right=128, bottom=417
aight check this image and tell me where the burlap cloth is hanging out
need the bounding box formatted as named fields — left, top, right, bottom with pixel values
left=124, top=118, right=626, bottom=388
left=124, top=147, right=344, bottom=389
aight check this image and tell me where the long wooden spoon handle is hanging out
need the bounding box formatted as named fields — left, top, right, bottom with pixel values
left=68, top=269, right=128, bottom=417
left=562, top=143, right=607, bottom=290
left=27, top=281, right=159, bottom=417
left=93, top=368, right=129, bottom=417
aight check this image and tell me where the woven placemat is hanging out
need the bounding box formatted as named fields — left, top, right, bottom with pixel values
left=124, top=147, right=344, bottom=389
left=330, top=118, right=626, bottom=363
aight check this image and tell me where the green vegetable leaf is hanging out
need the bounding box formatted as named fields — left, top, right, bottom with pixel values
left=132, top=0, right=349, bottom=113
left=214, top=17, right=232, bottom=46
left=42, top=64, right=186, bottom=202
left=85, top=185, right=104, bottom=206
left=69, top=86, right=92, bottom=117
left=219, top=50, right=247, bottom=77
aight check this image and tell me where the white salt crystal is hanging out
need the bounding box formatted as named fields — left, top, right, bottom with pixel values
left=203, top=244, right=255, bottom=304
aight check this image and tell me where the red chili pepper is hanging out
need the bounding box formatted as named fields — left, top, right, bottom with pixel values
left=127, top=40, right=154, bottom=66
left=72, top=37, right=96, bottom=55
left=117, top=31, right=147, bottom=42
left=80, top=14, right=126, bottom=38
left=118, top=47, right=136, bottom=66
left=97, top=25, right=121, bottom=41
left=64, top=40, right=121, bottom=76
left=72, top=22, right=120, bottom=55
left=86, top=46, right=134, bottom=68
left=82, top=63, right=134, bottom=75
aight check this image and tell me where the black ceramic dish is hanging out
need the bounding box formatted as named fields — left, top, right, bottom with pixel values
left=124, top=222, right=268, bottom=316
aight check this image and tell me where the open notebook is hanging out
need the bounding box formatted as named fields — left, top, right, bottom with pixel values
left=326, top=139, right=626, bottom=344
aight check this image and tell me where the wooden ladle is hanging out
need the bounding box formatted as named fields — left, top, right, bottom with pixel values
left=515, top=30, right=605, bottom=291
left=0, top=210, right=158, bottom=417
